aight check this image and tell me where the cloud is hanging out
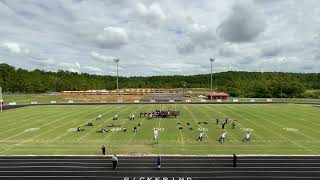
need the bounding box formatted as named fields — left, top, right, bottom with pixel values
left=58, top=62, right=81, bottom=73
left=95, top=27, right=128, bottom=49
left=2, top=42, right=30, bottom=54
left=218, top=44, right=239, bottom=57
left=82, top=66, right=102, bottom=73
left=217, top=2, right=266, bottom=43
left=29, top=58, right=55, bottom=66
left=189, top=23, right=218, bottom=48
left=91, top=51, right=115, bottom=62
left=260, top=45, right=283, bottom=57
left=135, top=2, right=167, bottom=27
left=177, top=23, right=218, bottom=54
left=0, top=0, right=319, bottom=75
left=176, top=41, right=195, bottom=55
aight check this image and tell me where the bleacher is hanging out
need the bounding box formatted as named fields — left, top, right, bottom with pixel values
left=143, top=93, right=182, bottom=102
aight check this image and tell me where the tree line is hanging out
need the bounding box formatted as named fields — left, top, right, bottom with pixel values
left=1, top=63, right=319, bottom=98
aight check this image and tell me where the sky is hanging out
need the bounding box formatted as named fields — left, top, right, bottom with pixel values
left=0, top=0, right=319, bottom=76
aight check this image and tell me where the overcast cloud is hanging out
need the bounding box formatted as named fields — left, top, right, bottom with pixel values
left=0, top=0, right=319, bottom=76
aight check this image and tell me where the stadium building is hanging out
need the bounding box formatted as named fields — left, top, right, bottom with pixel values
left=207, top=92, right=230, bottom=100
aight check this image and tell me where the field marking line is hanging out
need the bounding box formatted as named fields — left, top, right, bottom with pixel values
left=0, top=105, right=54, bottom=124
left=221, top=105, right=265, bottom=141
left=102, top=105, right=145, bottom=142
left=0, top=106, right=64, bottom=137
left=248, top=105, right=320, bottom=142
left=261, top=105, right=320, bottom=136
left=0, top=107, right=85, bottom=154
left=217, top=105, right=265, bottom=141
left=172, top=105, right=184, bottom=143
left=223, top=105, right=291, bottom=142
left=0, top=106, right=102, bottom=154
left=249, top=105, right=320, bottom=141
left=282, top=106, right=320, bottom=127
left=28, top=105, right=107, bottom=141
left=1, top=140, right=320, bottom=143
left=51, top=105, right=109, bottom=142
left=178, top=129, right=184, bottom=142
left=79, top=105, right=134, bottom=141
left=284, top=105, right=320, bottom=121
left=129, top=133, right=137, bottom=142
left=0, top=106, right=83, bottom=142
left=183, top=105, right=210, bottom=140
left=103, top=105, right=147, bottom=142
left=202, top=105, right=244, bottom=141
left=296, top=118, right=320, bottom=128
left=74, top=106, right=124, bottom=141
left=207, top=105, right=258, bottom=141
left=240, top=106, right=316, bottom=153
left=195, top=105, right=238, bottom=142
left=129, top=105, right=156, bottom=142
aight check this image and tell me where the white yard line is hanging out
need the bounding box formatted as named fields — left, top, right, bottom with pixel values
left=0, top=140, right=320, bottom=143
left=75, top=106, right=123, bottom=141
left=196, top=105, right=238, bottom=141
left=178, top=130, right=184, bottom=142
left=217, top=105, right=264, bottom=141
left=237, top=106, right=316, bottom=153
left=0, top=106, right=98, bottom=154
left=129, top=105, right=156, bottom=142
left=250, top=106, right=320, bottom=140
left=0, top=106, right=81, bottom=142
left=0, top=107, right=63, bottom=137
left=183, top=105, right=210, bottom=140
left=51, top=105, right=108, bottom=142
left=258, top=106, right=320, bottom=136
left=224, top=105, right=294, bottom=142
left=0, top=106, right=53, bottom=125
left=250, top=106, right=320, bottom=141
left=103, top=105, right=146, bottom=142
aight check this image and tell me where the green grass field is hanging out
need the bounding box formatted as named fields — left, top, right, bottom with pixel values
left=0, top=104, right=319, bottom=155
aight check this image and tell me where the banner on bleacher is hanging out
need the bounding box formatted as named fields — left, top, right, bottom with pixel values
left=150, top=100, right=156, bottom=103
left=68, top=100, right=74, bottom=103
left=169, top=100, right=175, bottom=103
left=9, top=102, right=16, bottom=105
left=31, top=101, right=38, bottom=104
left=233, top=99, right=239, bottom=102
left=267, top=98, right=272, bottom=102
left=50, top=101, right=56, bottom=104
left=134, top=100, right=139, bottom=103
left=200, top=99, right=206, bottom=102
left=250, top=99, right=256, bottom=102
left=216, top=99, right=222, bottom=102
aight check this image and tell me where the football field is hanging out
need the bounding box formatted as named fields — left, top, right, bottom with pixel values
left=0, top=104, right=319, bottom=155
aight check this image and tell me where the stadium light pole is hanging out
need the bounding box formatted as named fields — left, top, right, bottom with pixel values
left=182, top=82, right=186, bottom=96
left=0, top=87, right=3, bottom=112
left=209, top=58, right=215, bottom=101
left=114, top=59, right=119, bottom=100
